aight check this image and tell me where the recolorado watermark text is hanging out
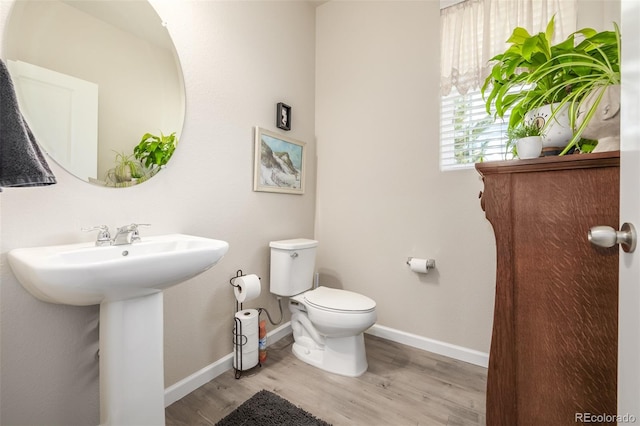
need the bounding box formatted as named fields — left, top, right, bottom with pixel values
left=575, top=412, right=637, bottom=423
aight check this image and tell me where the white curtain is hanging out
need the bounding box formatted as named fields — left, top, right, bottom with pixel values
left=440, top=0, right=577, bottom=96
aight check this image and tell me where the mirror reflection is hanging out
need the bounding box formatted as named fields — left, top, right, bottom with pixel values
left=4, top=0, right=185, bottom=187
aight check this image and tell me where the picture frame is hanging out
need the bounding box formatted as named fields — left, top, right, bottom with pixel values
left=276, top=102, right=291, bottom=131
left=254, top=127, right=305, bottom=194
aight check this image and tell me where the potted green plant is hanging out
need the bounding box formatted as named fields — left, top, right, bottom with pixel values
left=481, top=16, right=572, bottom=129
left=482, top=17, right=620, bottom=153
left=506, top=122, right=544, bottom=159
left=526, top=23, right=620, bottom=154
left=133, top=132, right=177, bottom=176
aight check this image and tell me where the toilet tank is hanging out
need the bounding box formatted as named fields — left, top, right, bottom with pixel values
left=269, top=239, right=318, bottom=296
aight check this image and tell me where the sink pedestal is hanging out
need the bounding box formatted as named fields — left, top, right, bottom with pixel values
left=100, top=293, right=165, bottom=426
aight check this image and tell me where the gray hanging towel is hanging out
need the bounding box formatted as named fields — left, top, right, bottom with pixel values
left=0, top=58, right=56, bottom=191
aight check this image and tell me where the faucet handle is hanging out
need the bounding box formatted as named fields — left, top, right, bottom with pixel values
left=129, top=223, right=150, bottom=242
left=118, top=223, right=150, bottom=231
left=82, top=225, right=110, bottom=234
left=81, top=225, right=112, bottom=246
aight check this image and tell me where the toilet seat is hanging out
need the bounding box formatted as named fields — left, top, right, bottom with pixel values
left=303, top=286, right=376, bottom=313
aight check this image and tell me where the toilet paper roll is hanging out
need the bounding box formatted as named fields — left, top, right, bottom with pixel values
left=233, top=274, right=261, bottom=303
left=234, top=308, right=259, bottom=329
left=233, top=309, right=260, bottom=370
left=233, top=309, right=260, bottom=338
left=233, top=348, right=259, bottom=370
left=409, top=258, right=435, bottom=274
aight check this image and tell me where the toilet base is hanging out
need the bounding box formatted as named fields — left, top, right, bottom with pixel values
left=291, top=333, right=368, bottom=377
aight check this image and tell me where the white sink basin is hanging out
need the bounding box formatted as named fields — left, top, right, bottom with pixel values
left=8, top=233, right=229, bottom=305
left=8, top=233, right=229, bottom=425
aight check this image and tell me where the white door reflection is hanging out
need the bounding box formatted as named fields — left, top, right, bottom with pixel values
left=8, top=60, right=98, bottom=181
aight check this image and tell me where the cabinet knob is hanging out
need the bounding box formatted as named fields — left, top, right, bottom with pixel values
left=588, top=223, right=637, bottom=253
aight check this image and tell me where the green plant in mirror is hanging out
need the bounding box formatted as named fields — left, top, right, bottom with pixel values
left=134, top=132, right=177, bottom=176
left=105, top=151, right=145, bottom=187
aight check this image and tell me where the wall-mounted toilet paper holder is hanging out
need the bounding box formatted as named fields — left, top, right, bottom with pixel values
left=406, top=257, right=436, bottom=272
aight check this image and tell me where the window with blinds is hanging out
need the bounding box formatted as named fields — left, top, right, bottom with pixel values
left=440, top=87, right=511, bottom=171
left=439, top=0, right=577, bottom=171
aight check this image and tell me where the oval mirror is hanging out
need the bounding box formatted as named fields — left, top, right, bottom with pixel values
left=3, top=0, right=185, bottom=187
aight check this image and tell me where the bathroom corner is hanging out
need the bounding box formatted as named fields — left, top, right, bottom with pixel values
left=0, top=1, right=317, bottom=424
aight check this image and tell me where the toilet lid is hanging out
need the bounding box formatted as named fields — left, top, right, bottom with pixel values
left=304, top=286, right=376, bottom=312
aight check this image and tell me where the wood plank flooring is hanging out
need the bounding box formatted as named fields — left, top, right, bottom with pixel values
left=165, top=334, right=487, bottom=425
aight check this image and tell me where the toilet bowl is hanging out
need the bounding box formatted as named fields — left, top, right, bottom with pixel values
left=269, top=239, right=377, bottom=377
left=289, top=286, right=376, bottom=377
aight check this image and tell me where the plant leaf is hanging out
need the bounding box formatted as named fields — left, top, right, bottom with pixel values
left=507, top=27, right=532, bottom=45
left=545, top=15, right=556, bottom=43
left=522, top=37, right=539, bottom=61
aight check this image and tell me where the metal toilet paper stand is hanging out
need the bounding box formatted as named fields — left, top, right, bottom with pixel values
left=230, top=269, right=261, bottom=379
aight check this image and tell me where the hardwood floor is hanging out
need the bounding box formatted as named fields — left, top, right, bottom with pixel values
left=165, top=334, right=487, bottom=425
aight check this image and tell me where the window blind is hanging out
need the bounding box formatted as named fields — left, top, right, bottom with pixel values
left=440, top=87, right=510, bottom=170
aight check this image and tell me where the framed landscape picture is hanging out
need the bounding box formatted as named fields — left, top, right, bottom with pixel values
left=253, top=127, right=305, bottom=194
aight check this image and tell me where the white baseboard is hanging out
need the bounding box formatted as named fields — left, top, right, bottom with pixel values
left=365, top=324, right=489, bottom=368
left=164, top=351, right=233, bottom=407
left=164, top=321, right=292, bottom=407
left=165, top=322, right=488, bottom=407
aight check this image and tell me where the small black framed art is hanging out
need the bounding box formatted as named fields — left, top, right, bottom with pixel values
left=276, top=102, right=291, bottom=131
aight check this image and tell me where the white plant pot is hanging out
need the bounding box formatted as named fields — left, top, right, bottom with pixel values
left=525, top=103, right=572, bottom=149
left=577, top=85, right=621, bottom=152
left=516, top=136, right=543, bottom=159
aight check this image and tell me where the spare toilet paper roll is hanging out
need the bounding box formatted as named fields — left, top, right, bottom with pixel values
left=234, top=309, right=259, bottom=334
left=234, top=308, right=259, bottom=327
left=409, top=258, right=434, bottom=274
left=233, top=348, right=259, bottom=370
left=233, top=274, right=261, bottom=303
left=233, top=309, right=260, bottom=370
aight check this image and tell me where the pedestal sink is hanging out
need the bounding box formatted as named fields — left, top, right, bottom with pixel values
left=8, top=234, right=229, bottom=426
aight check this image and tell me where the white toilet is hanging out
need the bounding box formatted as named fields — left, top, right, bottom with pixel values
left=269, top=238, right=377, bottom=377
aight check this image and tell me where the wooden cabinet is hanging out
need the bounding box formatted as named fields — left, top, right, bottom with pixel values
left=476, top=152, right=619, bottom=426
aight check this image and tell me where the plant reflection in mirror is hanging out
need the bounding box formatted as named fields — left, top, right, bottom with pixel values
left=104, top=151, right=145, bottom=187
left=134, top=132, right=178, bottom=177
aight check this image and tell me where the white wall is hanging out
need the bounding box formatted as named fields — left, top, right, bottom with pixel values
left=0, top=1, right=316, bottom=424
left=315, top=1, right=496, bottom=354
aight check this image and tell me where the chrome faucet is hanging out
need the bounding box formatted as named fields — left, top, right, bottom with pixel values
left=83, top=223, right=150, bottom=246
left=112, top=223, right=150, bottom=245
left=82, top=225, right=112, bottom=246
